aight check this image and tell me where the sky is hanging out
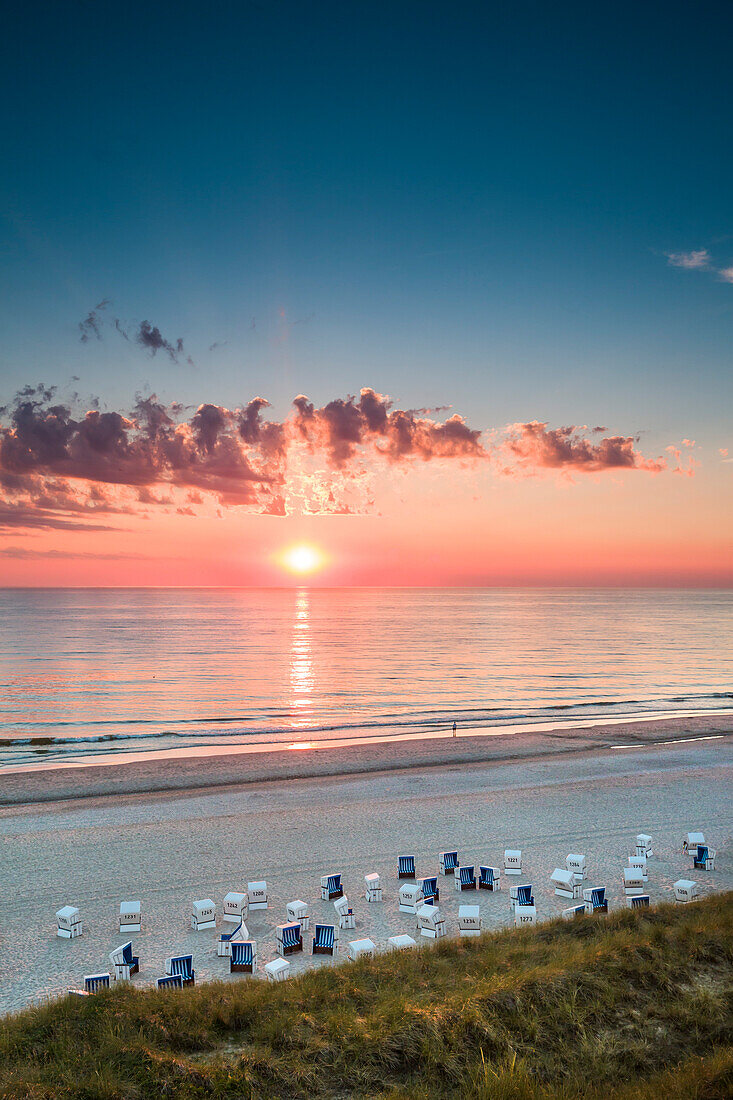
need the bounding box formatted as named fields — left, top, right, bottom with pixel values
left=0, top=0, right=731, bottom=585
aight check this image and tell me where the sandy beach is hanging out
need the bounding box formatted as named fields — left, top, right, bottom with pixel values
left=1, top=723, right=731, bottom=1016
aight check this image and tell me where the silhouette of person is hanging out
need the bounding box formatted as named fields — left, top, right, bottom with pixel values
left=452, top=721, right=457, bottom=737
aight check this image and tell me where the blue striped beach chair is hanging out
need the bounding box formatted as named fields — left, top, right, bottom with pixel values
left=157, top=974, right=183, bottom=989
left=420, top=876, right=439, bottom=904
left=562, top=904, right=586, bottom=919
left=278, top=922, right=303, bottom=955
left=110, top=940, right=139, bottom=979
left=479, top=866, right=500, bottom=891
left=166, top=954, right=195, bottom=986
left=439, top=851, right=459, bottom=875
left=84, top=973, right=110, bottom=994
left=398, top=855, right=416, bottom=879
left=312, top=923, right=336, bottom=956
left=516, top=884, right=534, bottom=907
left=628, top=895, right=650, bottom=910
left=321, top=874, right=343, bottom=900
left=584, top=887, right=608, bottom=914
left=693, top=845, right=716, bottom=870
left=230, top=940, right=256, bottom=973
left=456, top=865, right=476, bottom=891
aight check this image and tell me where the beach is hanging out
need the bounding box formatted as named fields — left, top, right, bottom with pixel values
left=1, top=720, right=731, bottom=1016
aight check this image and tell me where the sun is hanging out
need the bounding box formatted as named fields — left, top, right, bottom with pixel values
left=279, top=543, right=325, bottom=576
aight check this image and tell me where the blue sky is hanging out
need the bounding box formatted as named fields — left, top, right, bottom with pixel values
left=1, top=0, right=731, bottom=445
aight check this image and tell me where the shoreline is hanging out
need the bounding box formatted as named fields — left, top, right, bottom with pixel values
left=2, top=712, right=731, bottom=808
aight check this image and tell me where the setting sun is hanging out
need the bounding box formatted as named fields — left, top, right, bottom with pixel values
left=280, top=543, right=325, bottom=576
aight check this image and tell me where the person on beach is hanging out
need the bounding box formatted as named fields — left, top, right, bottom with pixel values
left=452, top=721, right=457, bottom=737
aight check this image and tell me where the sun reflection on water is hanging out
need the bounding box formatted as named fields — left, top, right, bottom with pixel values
left=289, top=590, right=314, bottom=728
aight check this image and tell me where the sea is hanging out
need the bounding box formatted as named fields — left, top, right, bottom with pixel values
left=1, top=587, right=731, bottom=771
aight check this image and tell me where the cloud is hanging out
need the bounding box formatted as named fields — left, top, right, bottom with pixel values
left=78, top=302, right=196, bottom=365
left=0, top=546, right=147, bottom=560
left=719, top=267, right=733, bottom=284
left=134, top=320, right=192, bottom=364
left=78, top=299, right=111, bottom=341
left=666, top=249, right=710, bottom=270
left=498, top=421, right=666, bottom=474
left=0, top=504, right=119, bottom=531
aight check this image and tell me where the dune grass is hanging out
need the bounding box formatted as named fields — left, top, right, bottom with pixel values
left=1, top=892, right=731, bottom=1099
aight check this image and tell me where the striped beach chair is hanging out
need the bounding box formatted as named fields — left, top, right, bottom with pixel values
left=439, top=851, right=459, bottom=875
left=230, top=940, right=257, bottom=974
left=166, top=954, right=195, bottom=986
left=84, top=973, right=110, bottom=994
left=109, top=941, right=139, bottom=980
left=692, top=845, right=716, bottom=871
left=157, top=974, right=183, bottom=989
left=562, top=904, right=586, bottom=919
left=513, top=884, right=534, bottom=908
left=398, top=855, right=416, bottom=879
left=321, top=874, right=343, bottom=901
left=277, top=922, right=303, bottom=956
left=312, top=923, right=337, bottom=956
left=627, top=894, right=650, bottom=910
left=420, top=876, right=439, bottom=904
left=583, top=887, right=608, bottom=914
left=456, top=865, right=477, bottom=891
left=479, top=866, right=501, bottom=891
left=218, top=918, right=249, bottom=957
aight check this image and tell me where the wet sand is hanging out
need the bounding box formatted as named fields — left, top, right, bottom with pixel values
left=0, top=730, right=731, bottom=1016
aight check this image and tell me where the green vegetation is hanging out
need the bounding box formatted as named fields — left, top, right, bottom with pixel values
left=1, top=893, right=731, bottom=1099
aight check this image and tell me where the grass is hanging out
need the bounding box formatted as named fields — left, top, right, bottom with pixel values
left=0, top=892, right=731, bottom=1099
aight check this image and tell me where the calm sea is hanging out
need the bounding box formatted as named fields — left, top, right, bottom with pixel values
left=1, top=588, right=731, bottom=770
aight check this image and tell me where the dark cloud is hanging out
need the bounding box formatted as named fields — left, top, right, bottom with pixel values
left=0, top=546, right=147, bottom=560
left=501, top=422, right=665, bottom=473
left=78, top=300, right=110, bottom=342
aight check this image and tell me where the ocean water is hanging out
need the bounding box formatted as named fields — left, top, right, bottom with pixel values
left=0, top=587, right=731, bottom=770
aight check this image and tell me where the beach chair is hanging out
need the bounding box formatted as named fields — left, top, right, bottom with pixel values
left=416, top=903, right=446, bottom=939
left=504, top=849, right=522, bottom=876
left=217, top=919, right=249, bottom=957
left=248, top=881, right=268, bottom=910
left=191, top=899, right=216, bottom=930
left=119, top=900, right=141, bottom=933
left=514, top=904, right=537, bottom=926
left=334, top=896, right=355, bottom=929
left=627, top=854, right=648, bottom=881
left=683, top=832, right=705, bottom=853
left=674, top=879, right=699, bottom=903
left=420, top=876, right=440, bottom=904
left=265, top=958, right=291, bottom=982
left=565, top=854, right=586, bottom=879
left=398, top=855, right=416, bottom=879
left=455, top=865, right=477, bottom=891
left=347, top=937, right=376, bottom=960
left=692, top=845, right=716, bottom=871
left=509, top=884, right=534, bottom=911
left=562, top=905, right=586, bottom=920
left=321, top=873, right=343, bottom=901
left=398, top=882, right=424, bottom=913
left=365, top=873, right=382, bottom=902
left=287, top=899, right=310, bottom=929
left=458, top=904, right=481, bottom=936
left=166, top=954, right=195, bottom=986
left=223, top=891, right=248, bottom=923
left=56, top=905, right=82, bottom=939
left=84, top=973, right=110, bottom=994
left=109, top=941, right=139, bottom=981
left=312, top=923, right=337, bottom=956
left=156, top=974, right=183, bottom=990
left=479, top=866, right=501, bottom=891
left=388, top=934, right=417, bottom=950
left=230, top=940, right=257, bottom=974
left=551, top=868, right=582, bottom=899
left=636, top=833, right=653, bottom=858
left=439, top=851, right=459, bottom=875
left=623, top=867, right=645, bottom=896
left=627, top=894, right=650, bottom=910
left=67, top=988, right=90, bottom=998
left=583, top=887, right=608, bottom=914
left=277, top=922, right=303, bottom=956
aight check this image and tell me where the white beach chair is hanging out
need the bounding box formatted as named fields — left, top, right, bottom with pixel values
left=636, top=833, right=653, bottom=857
left=562, top=904, right=586, bottom=920
left=458, top=904, right=481, bottom=936
left=551, top=868, right=582, bottom=899
left=191, top=899, right=216, bottom=930
left=119, top=900, right=141, bottom=933
left=398, top=882, right=424, bottom=913
left=247, top=881, right=268, bottom=910
left=622, top=867, right=645, bottom=896
left=583, top=887, right=608, bottom=914
left=504, top=849, right=522, bottom=876
left=334, top=896, right=355, bottom=929
left=691, top=845, right=716, bottom=871
left=674, top=879, right=699, bottom=903
left=264, top=957, right=291, bottom=982
left=222, top=891, right=248, bottom=923
left=56, top=905, right=82, bottom=939
left=84, top=973, right=110, bottom=994
left=109, top=941, right=139, bottom=981
left=276, top=922, right=304, bottom=956
left=514, top=904, right=537, bottom=927
left=347, top=937, right=376, bottom=960
left=683, top=832, right=705, bottom=853
left=626, top=894, right=650, bottom=910
left=388, top=934, right=417, bottom=951
left=320, top=873, right=343, bottom=900
left=365, top=873, right=382, bottom=902
left=217, top=919, right=249, bottom=956
left=627, top=854, right=648, bottom=880
left=287, top=899, right=310, bottom=930
left=416, top=903, right=446, bottom=939
left=439, top=851, right=459, bottom=875
left=565, top=854, right=586, bottom=879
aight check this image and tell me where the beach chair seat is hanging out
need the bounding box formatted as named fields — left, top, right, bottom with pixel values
left=439, top=851, right=459, bottom=875
left=416, top=903, right=446, bottom=938
left=627, top=854, right=648, bottom=880
left=627, top=894, right=650, bottom=910
left=674, top=879, right=699, bottom=903
left=223, top=891, right=248, bottom=923
left=551, top=868, right=582, bottom=899
left=84, top=973, right=110, bottom=994
left=156, top=974, right=183, bottom=990
left=191, top=899, right=216, bottom=930
left=312, top=923, right=337, bottom=956
left=287, top=900, right=310, bottom=929
left=230, top=940, right=257, bottom=973
left=504, top=849, right=522, bottom=876
left=398, top=882, right=424, bottom=913
left=365, top=873, right=382, bottom=902
left=320, top=873, right=343, bottom=901
left=509, top=884, right=534, bottom=910
left=119, top=900, right=141, bottom=933
left=420, top=876, right=439, bottom=904
left=692, top=845, right=716, bottom=871
left=248, top=881, right=268, bottom=910
left=562, top=905, right=586, bottom=920
left=109, top=941, right=139, bottom=980
left=514, top=904, right=537, bottom=927
left=277, top=922, right=303, bottom=956
left=56, top=905, right=82, bottom=939
left=458, top=904, right=481, bottom=936
left=388, top=934, right=417, bottom=950
left=398, top=855, right=416, bottom=879
left=455, top=865, right=477, bottom=891
left=623, top=867, right=645, bottom=896
left=636, top=833, right=653, bottom=858
left=683, top=832, right=705, bottom=853
left=265, top=958, right=291, bottom=982
left=67, top=988, right=90, bottom=997
left=347, top=937, right=376, bottom=960
left=218, top=919, right=249, bottom=956
left=479, top=866, right=501, bottom=891
left=334, top=896, right=355, bottom=929
left=583, top=887, right=608, bottom=914
left=565, top=854, right=586, bottom=879
left=166, top=954, right=195, bottom=986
